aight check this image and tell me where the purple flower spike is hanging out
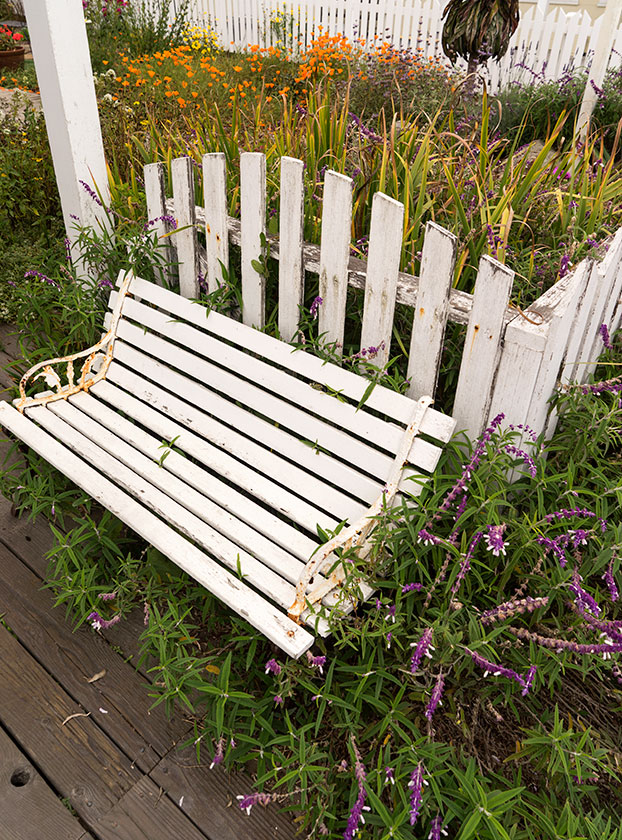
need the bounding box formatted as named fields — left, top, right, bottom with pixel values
left=428, top=814, right=448, bottom=839
left=306, top=652, right=327, bottom=674
left=466, top=647, right=534, bottom=694
left=408, top=763, right=425, bottom=826
left=98, top=591, right=117, bottom=601
left=484, top=524, right=507, bottom=557
left=343, top=737, right=369, bottom=840
left=310, top=296, right=323, bottom=319
left=600, top=323, right=614, bottom=350
left=236, top=791, right=274, bottom=815
left=87, top=610, right=121, bottom=631
left=603, top=559, right=619, bottom=602
left=425, top=672, right=445, bottom=721
left=410, top=628, right=434, bottom=673
left=210, top=736, right=225, bottom=769
left=265, top=658, right=281, bottom=676
left=402, top=583, right=424, bottom=594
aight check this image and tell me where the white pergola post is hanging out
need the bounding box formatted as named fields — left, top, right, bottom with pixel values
left=576, top=0, right=622, bottom=140
left=23, top=0, right=111, bottom=248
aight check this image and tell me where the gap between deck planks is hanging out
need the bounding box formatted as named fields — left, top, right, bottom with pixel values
left=0, top=399, right=298, bottom=837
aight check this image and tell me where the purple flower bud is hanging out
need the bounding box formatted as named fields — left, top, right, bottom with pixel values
left=600, top=323, right=614, bottom=350
left=410, top=628, right=434, bottom=673
left=425, top=672, right=445, bottom=721
left=265, top=658, right=281, bottom=675
left=408, top=763, right=425, bottom=826
left=87, top=610, right=121, bottom=631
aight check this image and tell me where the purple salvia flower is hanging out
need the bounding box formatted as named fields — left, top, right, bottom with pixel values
left=210, top=736, right=225, bottom=769
left=465, top=647, right=533, bottom=694
left=144, top=214, right=178, bottom=230
left=98, top=591, right=117, bottom=601
left=79, top=179, right=105, bottom=208
left=504, top=444, right=537, bottom=477
left=384, top=766, right=395, bottom=785
left=310, top=296, right=323, bottom=319
left=559, top=253, right=571, bottom=278
left=522, top=665, right=537, bottom=696
left=274, top=695, right=284, bottom=705
left=385, top=604, right=396, bottom=623
left=24, top=269, right=60, bottom=289
left=343, top=737, right=369, bottom=840
left=484, top=524, right=507, bottom=557
left=425, top=672, right=445, bottom=721
left=480, top=595, right=548, bottom=625
left=265, top=658, right=282, bottom=676
left=386, top=631, right=392, bottom=649
left=87, top=610, right=121, bottom=631
left=417, top=528, right=443, bottom=546
left=600, top=323, right=614, bottom=350
left=603, top=558, right=619, bottom=602
left=568, top=569, right=601, bottom=616
left=428, top=814, right=448, bottom=839
left=402, top=583, right=424, bottom=594
left=306, top=652, right=327, bottom=674
left=143, top=601, right=150, bottom=626
left=408, top=763, right=425, bottom=826
left=410, top=628, right=434, bottom=673
left=236, top=791, right=275, bottom=815
left=509, top=626, right=622, bottom=656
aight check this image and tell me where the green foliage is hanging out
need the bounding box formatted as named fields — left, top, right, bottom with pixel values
left=442, top=0, right=519, bottom=67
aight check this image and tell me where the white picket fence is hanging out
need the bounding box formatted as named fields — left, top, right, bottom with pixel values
left=144, top=153, right=622, bottom=444
left=175, top=0, right=622, bottom=93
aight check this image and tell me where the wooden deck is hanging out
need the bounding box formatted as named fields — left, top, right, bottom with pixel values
left=0, top=326, right=297, bottom=840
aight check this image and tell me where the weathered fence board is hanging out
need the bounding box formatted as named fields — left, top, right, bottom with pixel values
left=278, top=156, right=305, bottom=341
left=240, top=152, right=267, bottom=328
left=406, top=222, right=456, bottom=400
left=359, top=192, right=404, bottom=368
left=171, top=156, right=199, bottom=299
left=452, top=257, right=515, bottom=440
left=144, top=161, right=173, bottom=286
left=318, top=171, right=353, bottom=352
left=203, top=152, right=229, bottom=292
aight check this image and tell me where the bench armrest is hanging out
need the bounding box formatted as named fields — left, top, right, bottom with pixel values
left=16, top=271, right=134, bottom=413
left=288, top=396, right=433, bottom=620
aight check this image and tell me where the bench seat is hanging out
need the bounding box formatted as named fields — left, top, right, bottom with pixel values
left=0, top=272, right=455, bottom=657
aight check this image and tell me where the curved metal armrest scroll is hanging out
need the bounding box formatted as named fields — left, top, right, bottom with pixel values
left=15, top=271, right=135, bottom=413
left=288, top=396, right=433, bottom=621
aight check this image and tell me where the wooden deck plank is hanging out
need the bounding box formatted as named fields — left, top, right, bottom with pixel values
left=0, top=723, right=90, bottom=840
left=0, top=539, right=188, bottom=769
left=149, top=745, right=297, bottom=840
left=0, top=621, right=142, bottom=823
left=93, top=776, right=207, bottom=840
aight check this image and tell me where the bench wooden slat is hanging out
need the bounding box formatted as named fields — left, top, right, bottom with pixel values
left=107, top=309, right=400, bottom=486
left=0, top=402, right=314, bottom=658
left=27, top=405, right=317, bottom=615
left=99, top=364, right=346, bottom=533
left=108, top=339, right=372, bottom=522
left=117, top=275, right=455, bottom=440
left=78, top=384, right=320, bottom=563
left=107, top=308, right=386, bottom=505
left=51, top=397, right=314, bottom=588
left=109, top=292, right=444, bottom=478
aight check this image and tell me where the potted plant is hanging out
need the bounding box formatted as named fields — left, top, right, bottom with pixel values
left=0, top=22, right=25, bottom=69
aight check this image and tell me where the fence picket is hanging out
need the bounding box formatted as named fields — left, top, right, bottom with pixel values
left=580, top=230, right=622, bottom=379
left=559, top=259, right=598, bottom=385
left=144, top=162, right=173, bottom=286
left=278, top=157, right=306, bottom=341
left=171, top=156, right=199, bottom=299
left=359, top=192, right=404, bottom=369
left=407, top=222, right=456, bottom=400
left=452, top=257, right=514, bottom=440
left=318, top=170, right=353, bottom=353
left=203, top=152, right=229, bottom=293
left=240, top=152, right=267, bottom=328
left=525, top=265, right=588, bottom=439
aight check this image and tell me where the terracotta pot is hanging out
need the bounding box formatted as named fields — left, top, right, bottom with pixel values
left=0, top=46, right=25, bottom=70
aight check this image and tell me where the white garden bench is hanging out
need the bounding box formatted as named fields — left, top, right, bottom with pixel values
left=0, top=271, right=455, bottom=657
